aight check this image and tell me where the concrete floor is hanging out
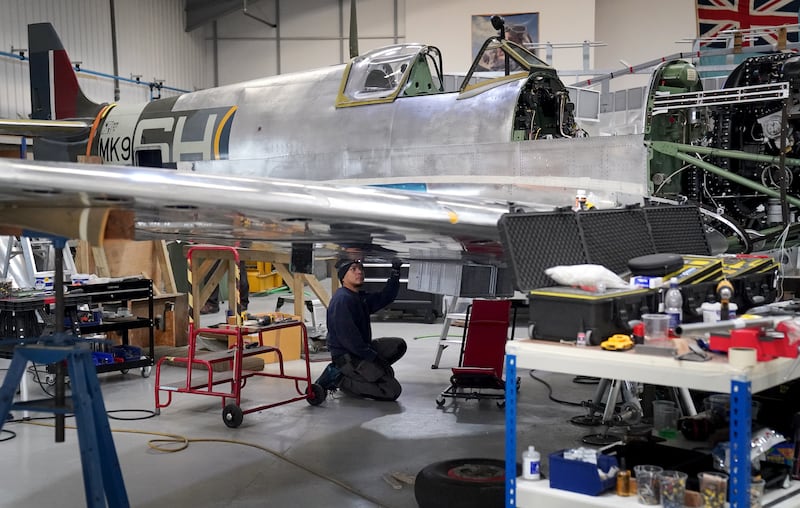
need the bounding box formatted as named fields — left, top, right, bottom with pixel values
left=0, top=292, right=600, bottom=508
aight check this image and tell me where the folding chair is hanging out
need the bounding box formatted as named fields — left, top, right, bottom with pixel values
left=435, top=299, right=518, bottom=408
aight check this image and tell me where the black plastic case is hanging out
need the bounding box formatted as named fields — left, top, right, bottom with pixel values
left=528, top=286, right=659, bottom=345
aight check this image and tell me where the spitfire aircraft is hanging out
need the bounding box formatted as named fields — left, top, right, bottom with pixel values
left=0, top=20, right=800, bottom=295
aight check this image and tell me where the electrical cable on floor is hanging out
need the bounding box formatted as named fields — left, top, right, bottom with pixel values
left=529, top=370, right=583, bottom=407
left=21, top=420, right=390, bottom=508
left=27, top=362, right=56, bottom=398
left=106, top=409, right=156, bottom=421
left=0, top=429, right=16, bottom=442
left=6, top=414, right=75, bottom=424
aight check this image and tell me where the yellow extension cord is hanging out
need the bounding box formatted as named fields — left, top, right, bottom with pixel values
left=23, top=420, right=389, bottom=507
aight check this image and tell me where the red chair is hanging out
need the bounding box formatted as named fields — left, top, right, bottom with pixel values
left=436, top=299, right=517, bottom=408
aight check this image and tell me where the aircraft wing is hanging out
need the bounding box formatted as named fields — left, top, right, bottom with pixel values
left=0, top=157, right=510, bottom=263
left=0, top=119, right=91, bottom=138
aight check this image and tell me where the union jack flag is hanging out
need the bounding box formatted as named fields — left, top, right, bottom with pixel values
left=697, top=0, right=800, bottom=47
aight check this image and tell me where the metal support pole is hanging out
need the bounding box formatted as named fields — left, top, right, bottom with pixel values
left=779, top=99, right=790, bottom=224
left=53, top=237, right=67, bottom=442
left=602, top=380, right=622, bottom=423
left=582, top=41, right=590, bottom=71
left=505, top=354, right=517, bottom=508
left=729, top=377, right=752, bottom=507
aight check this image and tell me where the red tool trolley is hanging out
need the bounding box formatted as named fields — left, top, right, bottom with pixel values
left=154, top=245, right=325, bottom=427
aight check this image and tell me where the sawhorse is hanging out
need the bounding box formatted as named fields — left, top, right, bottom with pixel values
left=0, top=342, right=129, bottom=508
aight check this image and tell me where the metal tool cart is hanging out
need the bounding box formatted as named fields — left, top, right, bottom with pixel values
left=154, top=245, right=325, bottom=428
left=63, top=278, right=155, bottom=378
left=0, top=278, right=155, bottom=379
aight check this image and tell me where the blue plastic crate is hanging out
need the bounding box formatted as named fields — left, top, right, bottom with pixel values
left=111, top=345, right=142, bottom=362
left=91, top=352, right=115, bottom=366
left=548, top=449, right=618, bottom=496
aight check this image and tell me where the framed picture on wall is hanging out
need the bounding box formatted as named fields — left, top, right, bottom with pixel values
left=471, top=13, right=539, bottom=71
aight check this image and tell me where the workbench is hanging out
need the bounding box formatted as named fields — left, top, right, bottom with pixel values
left=512, top=476, right=800, bottom=507
left=504, top=339, right=800, bottom=508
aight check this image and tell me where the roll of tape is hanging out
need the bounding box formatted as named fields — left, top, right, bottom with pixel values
left=729, top=347, right=757, bottom=369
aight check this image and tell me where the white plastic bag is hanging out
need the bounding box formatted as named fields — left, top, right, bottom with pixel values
left=545, top=264, right=628, bottom=292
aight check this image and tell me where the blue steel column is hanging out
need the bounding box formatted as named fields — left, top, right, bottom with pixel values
left=505, top=354, right=517, bottom=508
left=729, top=377, right=752, bottom=508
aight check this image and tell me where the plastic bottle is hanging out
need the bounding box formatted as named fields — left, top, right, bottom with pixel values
left=664, top=278, right=683, bottom=331
left=574, top=190, right=587, bottom=211
left=522, top=446, right=541, bottom=480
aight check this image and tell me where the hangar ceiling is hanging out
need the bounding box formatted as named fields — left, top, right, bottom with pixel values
left=184, top=0, right=275, bottom=32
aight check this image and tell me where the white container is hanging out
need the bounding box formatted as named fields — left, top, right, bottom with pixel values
left=34, top=271, right=55, bottom=291
left=701, top=302, right=738, bottom=323
left=522, top=445, right=541, bottom=480
left=71, top=273, right=92, bottom=285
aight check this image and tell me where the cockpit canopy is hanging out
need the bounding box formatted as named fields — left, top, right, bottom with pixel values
left=461, top=37, right=551, bottom=89
left=336, top=44, right=444, bottom=107
left=335, top=37, right=553, bottom=108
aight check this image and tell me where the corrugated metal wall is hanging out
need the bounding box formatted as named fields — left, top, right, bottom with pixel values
left=0, top=0, right=208, bottom=119
left=114, top=0, right=206, bottom=101
left=211, top=0, right=404, bottom=86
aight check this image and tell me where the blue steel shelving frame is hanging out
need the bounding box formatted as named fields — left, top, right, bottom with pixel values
left=729, top=377, right=752, bottom=507
left=505, top=354, right=517, bottom=507
left=504, top=354, right=754, bottom=508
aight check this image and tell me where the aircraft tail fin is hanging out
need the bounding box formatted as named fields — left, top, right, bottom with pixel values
left=28, top=23, right=104, bottom=120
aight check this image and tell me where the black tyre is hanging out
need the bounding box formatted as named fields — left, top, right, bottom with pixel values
left=414, top=458, right=520, bottom=508
left=222, top=403, right=243, bottom=428
left=307, top=383, right=326, bottom=406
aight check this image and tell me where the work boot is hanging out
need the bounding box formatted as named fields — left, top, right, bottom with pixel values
left=315, top=362, right=342, bottom=392
left=200, top=302, right=219, bottom=315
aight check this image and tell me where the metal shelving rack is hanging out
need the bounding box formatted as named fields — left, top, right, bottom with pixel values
left=502, top=340, right=800, bottom=508
left=64, top=278, right=154, bottom=377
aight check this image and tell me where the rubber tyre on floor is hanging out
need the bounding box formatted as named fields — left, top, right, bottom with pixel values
left=414, top=458, right=520, bottom=508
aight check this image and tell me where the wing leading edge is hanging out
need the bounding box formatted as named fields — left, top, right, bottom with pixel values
left=0, top=157, right=509, bottom=263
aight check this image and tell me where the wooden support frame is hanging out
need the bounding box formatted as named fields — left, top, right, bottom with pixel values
left=179, top=245, right=332, bottom=325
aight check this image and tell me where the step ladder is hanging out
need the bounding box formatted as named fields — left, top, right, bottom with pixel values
left=0, top=236, right=77, bottom=288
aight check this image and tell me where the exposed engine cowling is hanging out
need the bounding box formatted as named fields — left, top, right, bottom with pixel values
left=513, top=71, right=580, bottom=140
left=649, top=54, right=800, bottom=233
